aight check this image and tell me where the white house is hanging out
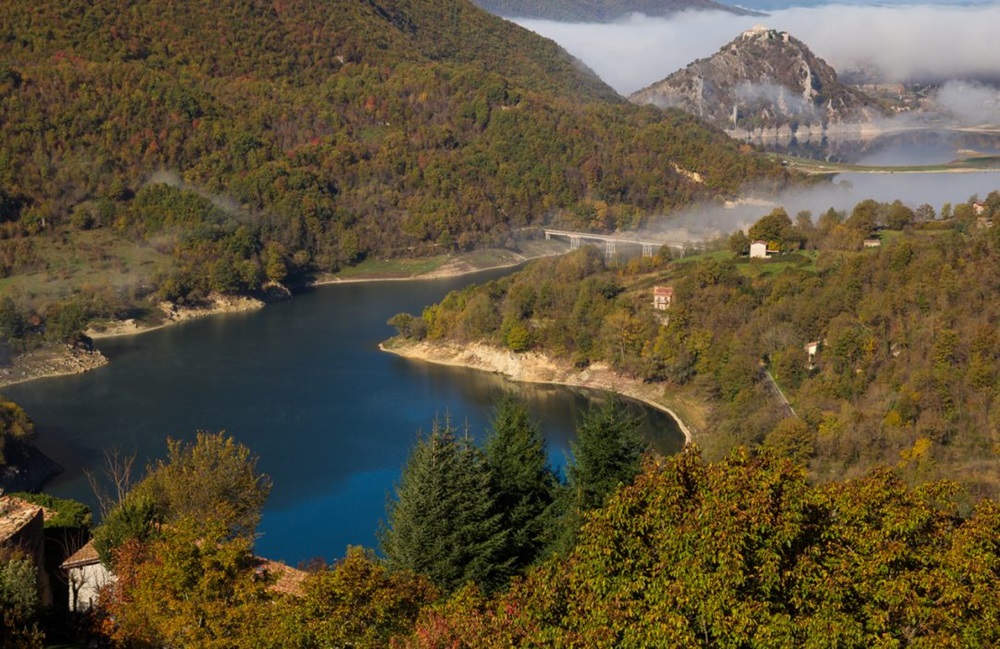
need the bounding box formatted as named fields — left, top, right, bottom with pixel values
left=749, top=240, right=769, bottom=258
left=804, top=341, right=820, bottom=370
left=59, top=538, right=308, bottom=612
left=61, top=539, right=113, bottom=613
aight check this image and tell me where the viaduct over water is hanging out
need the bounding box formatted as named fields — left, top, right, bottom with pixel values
left=542, top=228, right=700, bottom=262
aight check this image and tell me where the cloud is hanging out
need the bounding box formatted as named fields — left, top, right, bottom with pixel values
left=516, top=5, right=1000, bottom=94
left=632, top=168, right=997, bottom=244
left=735, top=81, right=818, bottom=116
left=933, top=80, right=1000, bottom=125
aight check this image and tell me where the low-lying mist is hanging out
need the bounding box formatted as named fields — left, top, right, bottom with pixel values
left=516, top=4, right=1000, bottom=94
left=637, top=171, right=999, bottom=245
left=513, top=4, right=1000, bottom=241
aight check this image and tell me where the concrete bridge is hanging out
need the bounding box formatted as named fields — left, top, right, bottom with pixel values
left=542, top=228, right=698, bottom=262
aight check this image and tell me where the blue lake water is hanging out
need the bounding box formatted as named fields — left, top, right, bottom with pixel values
left=6, top=269, right=684, bottom=565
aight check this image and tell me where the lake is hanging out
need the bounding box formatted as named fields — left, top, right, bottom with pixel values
left=6, top=269, right=684, bottom=566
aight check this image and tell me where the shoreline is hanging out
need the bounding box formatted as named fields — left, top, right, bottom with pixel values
left=86, top=293, right=267, bottom=340
left=2, top=249, right=562, bottom=389
left=380, top=339, right=695, bottom=444
left=0, top=345, right=109, bottom=390
left=310, top=248, right=562, bottom=286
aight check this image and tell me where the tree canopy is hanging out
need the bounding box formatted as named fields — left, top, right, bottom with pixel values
left=393, top=206, right=1000, bottom=498
left=0, top=0, right=787, bottom=334
left=380, top=419, right=508, bottom=593
left=400, top=448, right=1000, bottom=647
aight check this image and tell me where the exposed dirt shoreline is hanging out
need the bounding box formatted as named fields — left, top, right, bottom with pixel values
left=381, top=339, right=694, bottom=444
left=0, top=294, right=266, bottom=389
left=0, top=345, right=110, bottom=390
left=1, top=249, right=563, bottom=389
left=86, top=293, right=266, bottom=340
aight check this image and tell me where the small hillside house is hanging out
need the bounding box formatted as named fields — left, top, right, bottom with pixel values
left=1, top=495, right=52, bottom=606
left=804, top=341, right=820, bottom=370
left=750, top=241, right=779, bottom=258
left=653, top=286, right=674, bottom=310
left=59, top=538, right=308, bottom=612
left=61, top=539, right=113, bottom=612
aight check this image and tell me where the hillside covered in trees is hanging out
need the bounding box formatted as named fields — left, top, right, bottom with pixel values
left=0, top=0, right=786, bottom=338
left=388, top=196, right=1000, bottom=498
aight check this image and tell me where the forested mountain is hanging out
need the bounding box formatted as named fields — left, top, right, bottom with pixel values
left=631, top=26, right=885, bottom=136
left=390, top=199, right=1000, bottom=498
left=0, top=0, right=786, bottom=327
left=472, top=0, right=757, bottom=20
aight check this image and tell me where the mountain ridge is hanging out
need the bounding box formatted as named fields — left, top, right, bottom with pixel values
left=630, top=26, right=886, bottom=138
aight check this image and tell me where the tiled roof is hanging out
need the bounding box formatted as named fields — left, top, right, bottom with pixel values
left=256, top=558, right=308, bottom=597
left=61, top=539, right=101, bottom=569
left=0, top=496, right=42, bottom=543
left=57, top=533, right=308, bottom=597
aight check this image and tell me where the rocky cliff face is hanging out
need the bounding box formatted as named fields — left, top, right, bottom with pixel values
left=630, top=27, right=886, bottom=139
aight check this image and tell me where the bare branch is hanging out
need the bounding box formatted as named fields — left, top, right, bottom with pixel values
left=86, top=448, right=138, bottom=518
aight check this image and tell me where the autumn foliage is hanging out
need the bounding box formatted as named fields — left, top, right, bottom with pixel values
left=399, top=448, right=1000, bottom=647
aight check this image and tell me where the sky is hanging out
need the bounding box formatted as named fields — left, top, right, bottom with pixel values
left=511, top=1, right=1000, bottom=237
left=514, top=3, right=1000, bottom=95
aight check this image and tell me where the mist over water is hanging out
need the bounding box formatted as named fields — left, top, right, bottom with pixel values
left=517, top=5, right=1000, bottom=94
left=510, top=5, right=1000, bottom=240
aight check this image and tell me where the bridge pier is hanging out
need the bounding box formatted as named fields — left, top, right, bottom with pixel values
left=605, top=241, right=615, bottom=263
left=545, top=232, right=551, bottom=240
left=642, top=243, right=654, bottom=258
left=570, top=236, right=581, bottom=250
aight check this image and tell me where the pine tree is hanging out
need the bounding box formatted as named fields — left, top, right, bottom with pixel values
left=568, top=392, right=647, bottom=513
left=381, top=419, right=508, bottom=593
left=483, top=394, right=558, bottom=579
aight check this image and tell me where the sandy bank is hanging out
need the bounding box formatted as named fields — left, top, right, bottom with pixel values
left=0, top=345, right=109, bottom=389
left=0, top=294, right=266, bottom=389
left=381, top=340, right=694, bottom=443
left=86, top=293, right=266, bottom=340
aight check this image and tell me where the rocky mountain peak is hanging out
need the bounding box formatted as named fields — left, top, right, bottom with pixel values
left=629, top=27, right=887, bottom=140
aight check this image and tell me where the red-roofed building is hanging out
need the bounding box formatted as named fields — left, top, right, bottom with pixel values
left=59, top=539, right=308, bottom=612
left=653, top=286, right=674, bottom=310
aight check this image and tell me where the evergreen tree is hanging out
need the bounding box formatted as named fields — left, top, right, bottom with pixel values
left=381, top=419, right=508, bottom=593
left=547, top=393, right=647, bottom=555
left=483, top=394, right=558, bottom=578
left=567, top=392, right=647, bottom=513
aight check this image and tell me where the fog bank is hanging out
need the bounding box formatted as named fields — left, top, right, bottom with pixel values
left=517, top=5, right=1000, bottom=94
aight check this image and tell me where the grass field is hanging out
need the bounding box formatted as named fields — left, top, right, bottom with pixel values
left=0, top=229, right=171, bottom=309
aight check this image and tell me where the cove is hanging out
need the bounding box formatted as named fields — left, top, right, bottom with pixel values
left=6, top=267, right=685, bottom=566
